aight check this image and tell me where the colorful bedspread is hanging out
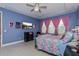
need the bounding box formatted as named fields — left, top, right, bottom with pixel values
left=36, top=34, right=68, bottom=56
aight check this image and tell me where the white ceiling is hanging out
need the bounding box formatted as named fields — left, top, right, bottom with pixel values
left=0, top=3, right=79, bottom=19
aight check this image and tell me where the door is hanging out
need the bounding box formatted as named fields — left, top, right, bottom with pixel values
left=0, top=11, right=3, bottom=47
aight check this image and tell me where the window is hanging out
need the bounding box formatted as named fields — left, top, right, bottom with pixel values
left=48, top=20, right=55, bottom=34
left=41, top=22, right=46, bottom=33
left=58, top=19, right=65, bottom=35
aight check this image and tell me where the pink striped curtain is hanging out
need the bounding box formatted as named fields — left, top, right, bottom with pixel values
left=41, top=16, right=69, bottom=34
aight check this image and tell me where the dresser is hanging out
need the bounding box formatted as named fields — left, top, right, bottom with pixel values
left=24, top=32, right=34, bottom=42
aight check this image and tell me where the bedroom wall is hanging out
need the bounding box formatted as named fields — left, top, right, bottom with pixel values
left=0, top=7, right=41, bottom=44
left=40, top=12, right=78, bottom=32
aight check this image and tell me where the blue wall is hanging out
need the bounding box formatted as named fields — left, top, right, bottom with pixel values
left=0, top=7, right=41, bottom=44
left=41, top=12, right=78, bottom=31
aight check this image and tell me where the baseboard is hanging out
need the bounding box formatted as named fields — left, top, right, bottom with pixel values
left=2, top=40, right=24, bottom=47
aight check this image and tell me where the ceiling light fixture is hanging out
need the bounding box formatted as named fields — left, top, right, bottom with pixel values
left=34, top=3, right=39, bottom=11
left=26, top=3, right=47, bottom=13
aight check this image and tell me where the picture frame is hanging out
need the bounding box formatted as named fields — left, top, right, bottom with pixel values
left=15, top=22, right=21, bottom=29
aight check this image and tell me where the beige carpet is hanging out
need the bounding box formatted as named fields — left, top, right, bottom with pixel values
left=0, top=41, right=50, bottom=56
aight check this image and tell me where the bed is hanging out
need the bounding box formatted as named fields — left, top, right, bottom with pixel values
left=36, top=32, right=74, bottom=56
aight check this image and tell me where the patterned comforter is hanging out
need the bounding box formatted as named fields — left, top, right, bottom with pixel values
left=36, top=34, right=68, bottom=56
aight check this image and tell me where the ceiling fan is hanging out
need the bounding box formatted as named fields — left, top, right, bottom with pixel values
left=26, top=3, right=47, bottom=13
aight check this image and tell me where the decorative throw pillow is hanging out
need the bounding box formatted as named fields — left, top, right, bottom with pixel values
left=72, top=33, right=79, bottom=42
left=62, top=32, right=73, bottom=43
left=60, top=33, right=65, bottom=39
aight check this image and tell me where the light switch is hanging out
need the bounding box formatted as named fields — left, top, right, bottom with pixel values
left=4, top=30, right=7, bottom=32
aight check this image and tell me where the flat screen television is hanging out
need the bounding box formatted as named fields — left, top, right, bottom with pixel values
left=22, top=22, right=33, bottom=29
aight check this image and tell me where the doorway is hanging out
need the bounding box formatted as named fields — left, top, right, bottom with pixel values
left=0, top=11, right=3, bottom=47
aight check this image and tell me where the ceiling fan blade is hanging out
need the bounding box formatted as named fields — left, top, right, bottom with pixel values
left=26, top=4, right=34, bottom=7
left=31, top=9, right=34, bottom=12
left=40, top=6, right=47, bottom=9
left=39, top=9, right=41, bottom=13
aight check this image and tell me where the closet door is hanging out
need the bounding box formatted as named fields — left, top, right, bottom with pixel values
left=41, top=22, right=46, bottom=33
left=58, top=19, right=65, bottom=35
left=48, top=20, right=55, bottom=34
